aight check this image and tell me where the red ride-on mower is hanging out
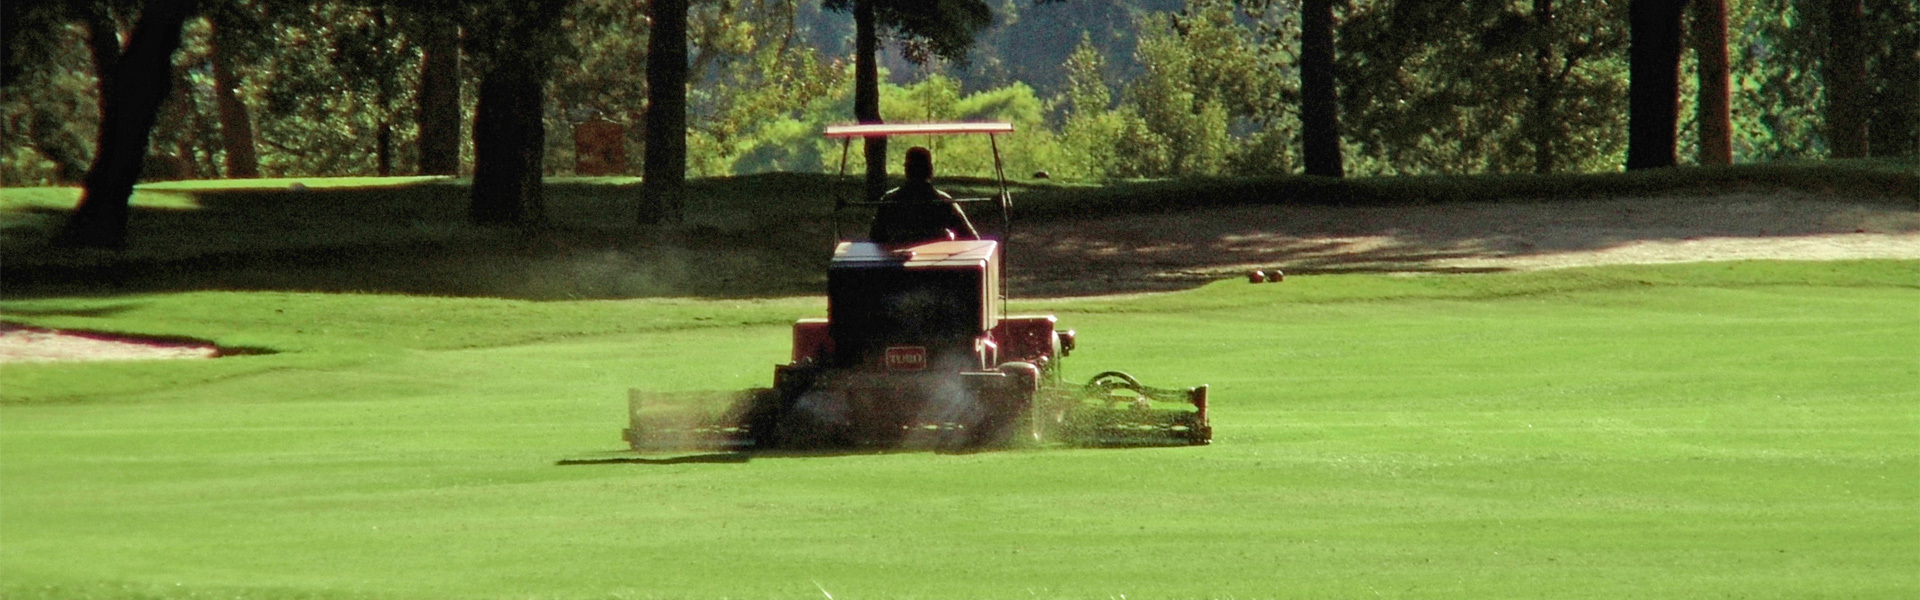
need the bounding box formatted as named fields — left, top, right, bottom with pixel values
left=624, top=122, right=1209, bottom=452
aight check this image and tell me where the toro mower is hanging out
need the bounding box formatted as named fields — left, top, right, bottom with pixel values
left=624, top=122, right=1209, bottom=452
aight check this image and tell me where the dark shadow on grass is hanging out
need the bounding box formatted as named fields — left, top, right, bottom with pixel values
left=0, top=303, right=144, bottom=318
left=557, top=452, right=752, bottom=465
left=1, top=174, right=858, bottom=300
left=1, top=231, right=834, bottom=300
left=4, top=166, right=1913, bottom=300
left=556, top=444, right=1032, bottom=465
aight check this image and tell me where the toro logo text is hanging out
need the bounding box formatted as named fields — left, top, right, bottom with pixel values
left=884, top=346, right=928, bottom=371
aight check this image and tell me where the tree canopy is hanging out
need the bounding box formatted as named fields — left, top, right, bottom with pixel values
left=2, top=0, right=1912, bottom=194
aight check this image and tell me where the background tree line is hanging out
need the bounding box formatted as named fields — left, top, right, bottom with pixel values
left=2, top=0, right=1915, bottom=242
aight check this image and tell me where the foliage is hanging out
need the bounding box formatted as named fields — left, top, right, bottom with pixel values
left=546, top=0, right=655, bottom=175
left=1725, top=0, right=1826, bottom=160
left=1729, top=0, right=1919, bottom=160
left=952, top=0, right=1159, bottom=99
left=1336, top=0, right=1631, bottom=175
left=1056, top=35, right=1123, bottom=179
left=1124, top=10, right=1233, bottom=176
left=1861, top=0, right=1919, bottom=157
left=0, top=21, right=99, bottom=186
left=250, top=3, right=422, bottom=177
left=823, top=0, right=994, bottom=65
left=684, top=0, right=844, bottom=177
left=787, top=71, right=1064, bottom=182
left=1054, top=0, right=1294, bottom=180
left=2, top=0, right=1905, bottom=188
left=548, top=0, right=849, bottom=178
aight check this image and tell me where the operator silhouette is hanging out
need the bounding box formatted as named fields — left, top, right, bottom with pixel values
left=869, top=146, right=979, bottom=244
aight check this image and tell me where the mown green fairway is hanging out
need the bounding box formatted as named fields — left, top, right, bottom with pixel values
left=2, top=261, right=1916, bottom=599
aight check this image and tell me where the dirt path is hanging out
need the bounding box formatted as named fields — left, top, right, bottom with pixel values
left=1009, top=190, right=1920, bottom=295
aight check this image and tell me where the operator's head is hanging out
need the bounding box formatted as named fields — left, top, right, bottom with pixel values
left=904, top=146, right=934, bottom=181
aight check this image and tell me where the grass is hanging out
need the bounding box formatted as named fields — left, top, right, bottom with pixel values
left=2, top=167, right=1915, bottom=597
left=2, top=260, right=1916, bottom=599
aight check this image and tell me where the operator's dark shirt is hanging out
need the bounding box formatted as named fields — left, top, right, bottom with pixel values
left=868, top=180, right=979, bottom=244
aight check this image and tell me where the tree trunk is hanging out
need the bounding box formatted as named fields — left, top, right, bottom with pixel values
left=209, top=17, right=260, bottom=178
left=58, top=0, right=197, bottom=249
left=641, top=0, right=688, bottom=225
left=377, top=120, right=393, bottom=176
left=1825, top=0, right=1867, bottom=158
left=470, top=55, right=548, bottom=226
left=1299, top=0, right=1343, bottom=178
left=82, top=7, right=121, bottom=106
left=373, top=6, right=394, bottom=177
left=416, top=15, right=462, bottom=176
left=1691, top=0, right=1731, bottom=165
left=1626, top=0, right=1687, bottom=170
left=855, top=0, right=888, bottom=201
left=1529, top=0, right=1558, bottom=174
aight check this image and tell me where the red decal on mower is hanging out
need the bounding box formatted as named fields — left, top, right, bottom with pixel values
left=885, top=346, right=928, bottom=370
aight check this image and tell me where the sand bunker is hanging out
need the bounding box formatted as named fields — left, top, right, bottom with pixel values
left=0, top=323, right=220, bottom=364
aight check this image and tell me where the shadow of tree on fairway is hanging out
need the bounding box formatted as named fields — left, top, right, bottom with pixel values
left=0, top=175, right=856, bottom=300
left=0, top=303, right=146, bottom=318
left=4, top=171, right=1915, bottom=300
